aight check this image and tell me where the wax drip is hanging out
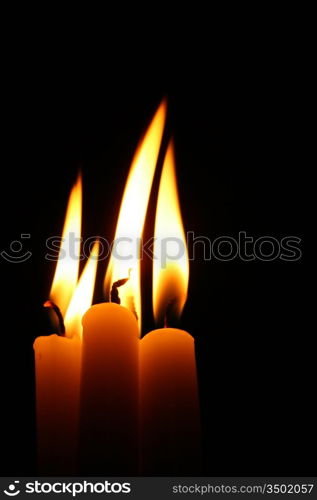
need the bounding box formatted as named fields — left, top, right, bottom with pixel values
left=110, top=268, right=132, bottom=305
left=44, top=300, right=65, bottom=335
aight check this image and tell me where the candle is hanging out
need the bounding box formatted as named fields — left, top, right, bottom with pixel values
left=34, top=176, right=99, bottom=474
left=79, top=303, right=139, bottom=474
left=140, top=140, right=201, bottom=474
left=34, top=243, right=98, bottom=475
left=34, top=334, right=81, bottom=475
left=79, top=100, right=167, bottom=474
left=140, top=328, right=201, bottom=474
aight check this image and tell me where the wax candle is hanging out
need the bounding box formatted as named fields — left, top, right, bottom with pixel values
left=34, top=241, right=98, bottom=474
left=34, top=242, right=98, bottom=475
left=79, top=101, right=166, bottom=474
left=79, top=303, right=139, bottom=474
left=34, top=174, right=98, bottom=474
left=140, top=328, right=201, bottom=474
left=140, top=139, right=201, bottom=474
left=34, top=334, right=81, bottom=474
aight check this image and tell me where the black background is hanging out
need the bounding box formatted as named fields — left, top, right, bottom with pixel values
left=0, top=35, right=313, bottom=476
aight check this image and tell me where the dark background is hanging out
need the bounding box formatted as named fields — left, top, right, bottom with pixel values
left=0, top=39, right=313, bottom=476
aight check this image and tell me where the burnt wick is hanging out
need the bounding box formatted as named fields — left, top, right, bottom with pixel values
left=44, top=300, right=65, bottom=335
left=110, top=269, right=132, bottom=305
left=164, top=298, right=178, bottom=328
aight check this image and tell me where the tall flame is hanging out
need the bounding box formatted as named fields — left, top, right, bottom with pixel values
left=153, top=140, right=189, bottom=325
left=50, top=174, right=82, bottom=316
left=64, top=240, right=99, bottom=339
left=104, top=100, right=167, bottom=331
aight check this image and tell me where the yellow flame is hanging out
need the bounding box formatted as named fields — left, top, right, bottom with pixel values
left=104, top=100, right=167, bottom=332
left=50, top=174, right=82, bottom=316
left=153, top=140, right=189, bottom=325
left=64, top=240, right=99, bottom=339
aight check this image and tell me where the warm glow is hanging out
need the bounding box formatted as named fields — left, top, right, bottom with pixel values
left=104, top=100, right=167, bottom=331
left=50, top=174, right=82, bottom=316
left=64, top=240, right=99, bottom=339
left=153, top=140, right=189, bottom=325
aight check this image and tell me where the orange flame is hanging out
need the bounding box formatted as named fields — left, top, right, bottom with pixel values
left=50, top=174, right=82, bottom=316
left=153, top=140, right=189, bottom=325
left=48, top=174, right=98, bottom=339
left=104, top=100, right=167, bottom=332
left=64, top=240, right=99, bottom=339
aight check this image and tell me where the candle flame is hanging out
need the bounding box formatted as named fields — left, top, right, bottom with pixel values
left=50, top=173, right=82, bottom=316
left=153, top=140, right=189, bottom=325
left=104, top=100, right=167, bottom=332
left=64, top=240, right=99, bottom=339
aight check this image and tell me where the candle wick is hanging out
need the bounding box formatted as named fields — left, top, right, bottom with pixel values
left=110, top=269, right=132, bottom=305
left=44, top=300, right=65, bottom=335
left=164, top=298, right=178, bottom=328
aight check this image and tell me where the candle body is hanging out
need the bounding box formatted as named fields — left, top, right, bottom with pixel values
left=79, top=303, right=139, bottom=474
left=34, top=335, right=81, bottom=475
left=140, top=328, right=201, bottom=475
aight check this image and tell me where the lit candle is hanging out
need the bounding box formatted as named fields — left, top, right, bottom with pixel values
left=80, top=100, right=167, bottom=474
left=79, top=303, right=139, bottom=474
left=140, top=328, right=200, bottom=475
left=34, top=176, right=99, bottom=474
left=34, top=334, right=81, bottom=475
left=140, top=141, right=201, bottom=474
